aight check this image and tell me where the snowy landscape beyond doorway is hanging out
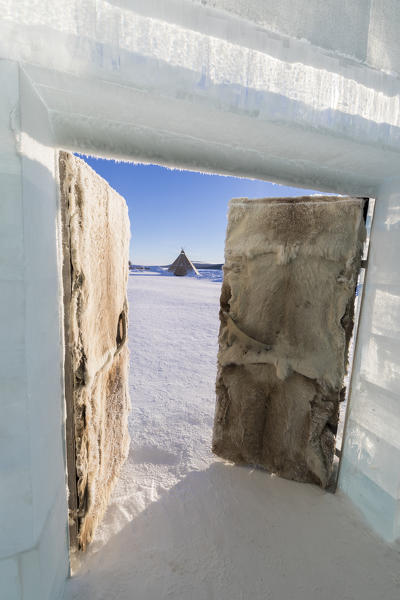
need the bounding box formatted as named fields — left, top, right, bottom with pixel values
left=88, top=271, right=222, bottom=556
left=65, top=271, right=399, bottom=600
left=68, top=269, right=221, bottom=573
left=61, top=158, right=398, bottom=600
left=67, top=158, right=369, bottom=515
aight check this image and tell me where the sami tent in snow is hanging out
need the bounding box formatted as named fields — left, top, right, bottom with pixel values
left=168, top=250, right=199, bottom=276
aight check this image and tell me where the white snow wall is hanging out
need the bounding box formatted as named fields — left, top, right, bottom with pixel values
left=1, top=2, right=400, bottom=597
left=2, top=0, right=400, bottom=193
left=0, top=62, right=68, bottom=600
left=190, top=0, right=400, bottom=75
left=339, top=180, right=400, bottom=543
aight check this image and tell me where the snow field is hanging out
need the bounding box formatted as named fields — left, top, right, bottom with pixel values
left=65, top=273, right=400, bottom=600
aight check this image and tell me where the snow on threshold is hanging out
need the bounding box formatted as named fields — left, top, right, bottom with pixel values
left=65, top=272, right=399, bottom=600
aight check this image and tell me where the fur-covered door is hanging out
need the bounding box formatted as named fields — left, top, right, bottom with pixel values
left=213, top=196, right=365, bottom=488
left=60, top=152, right=131, bottom=551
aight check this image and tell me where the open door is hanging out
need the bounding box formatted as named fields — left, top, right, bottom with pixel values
left=213, top=196, right=366, bottom=487
left=59, top=152, right=131, bottom=551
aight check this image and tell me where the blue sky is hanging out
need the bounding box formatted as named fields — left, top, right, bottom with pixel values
left=79, top=155, right=320, bottom=265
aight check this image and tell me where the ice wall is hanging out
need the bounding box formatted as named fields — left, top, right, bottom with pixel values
left=0, top=61, right=68, bottom=600
left=0, top=4, right=399, bottom=597
left=188, top=0, right=400, bottom=75
left=1, top=1, right=400, bottom=194
left=339, top=179, right=400, bottom=543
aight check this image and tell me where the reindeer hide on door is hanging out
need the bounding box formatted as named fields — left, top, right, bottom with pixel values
left=212, top=196, right=365, bottom=487
left=60, top=152, right=131, bottom=550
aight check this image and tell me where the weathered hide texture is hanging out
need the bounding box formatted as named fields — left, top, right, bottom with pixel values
left=59, top=152, right=131, bottom=550
left=212, top=196, right=365, bottom=487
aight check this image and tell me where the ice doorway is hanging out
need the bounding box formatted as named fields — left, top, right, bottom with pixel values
left=63, top=154, right=374, bottom=598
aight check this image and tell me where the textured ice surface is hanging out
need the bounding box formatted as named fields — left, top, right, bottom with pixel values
left=2, top=2, right=400, bottom=193
left=2, top=2, right=400, bottom=593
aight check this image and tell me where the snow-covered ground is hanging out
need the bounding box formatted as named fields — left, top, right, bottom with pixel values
left=64, top=273, right=399, bottom=600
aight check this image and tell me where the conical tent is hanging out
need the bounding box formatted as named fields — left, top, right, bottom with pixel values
left=168, top=250, right=199, bottom=276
